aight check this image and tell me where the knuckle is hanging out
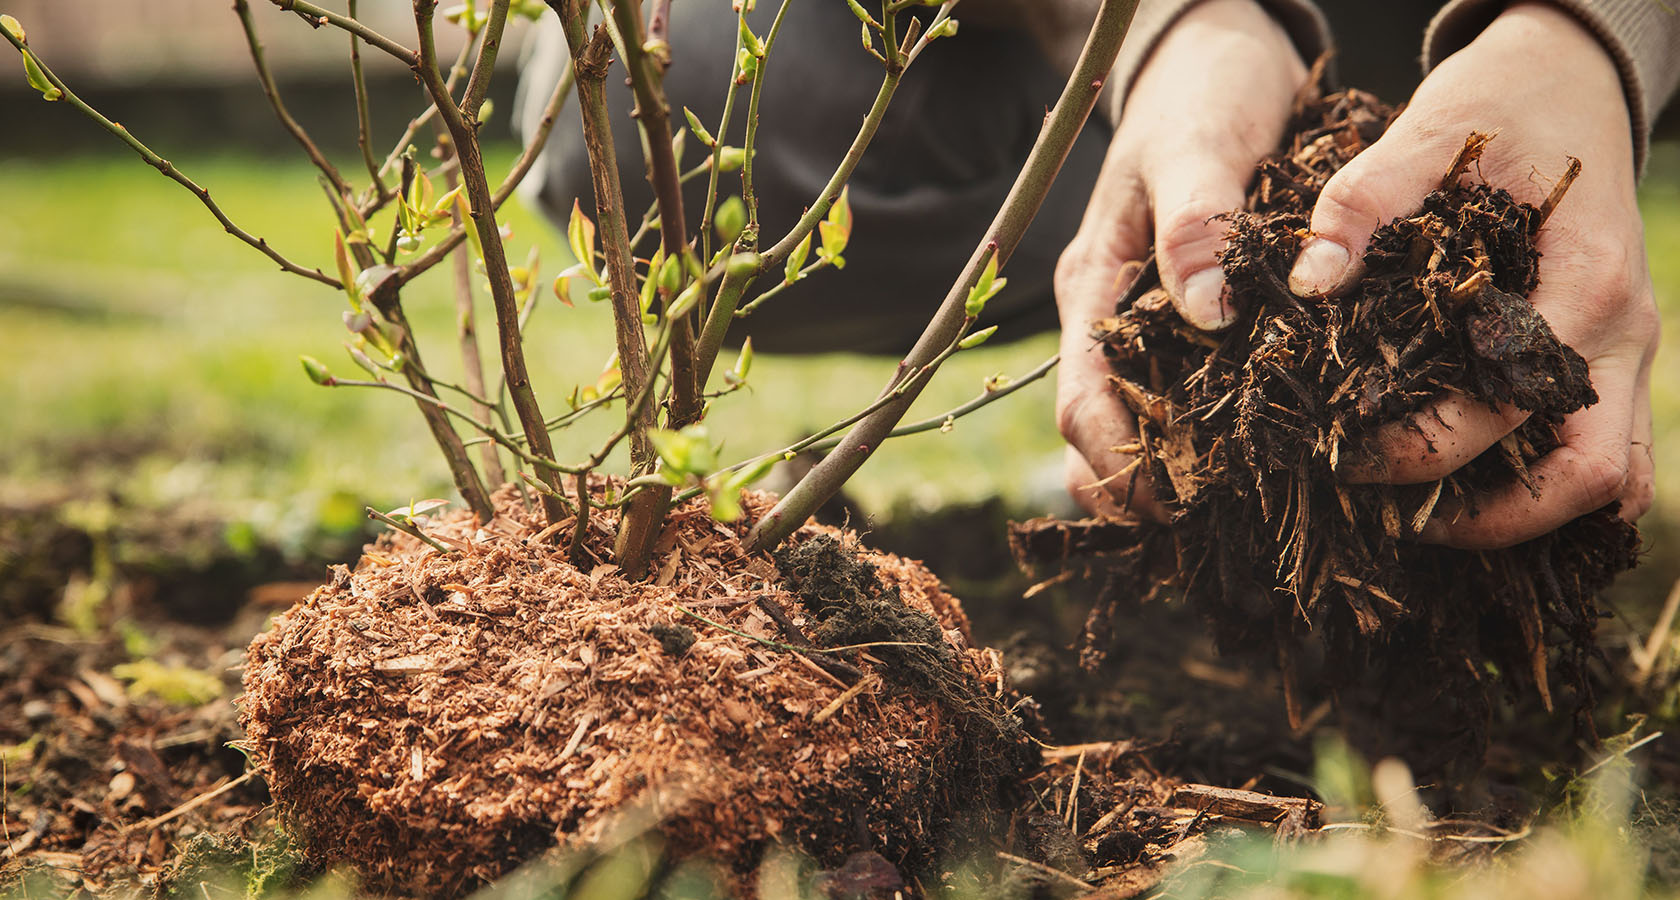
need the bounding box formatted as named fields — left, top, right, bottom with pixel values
left=1310, top=163, right=1397, bottom=240
left=1056, top=391, right=1092, bottom=444
left=1153, top=198, right=1230, bottom=273
left=1623, top=471, right=1655, bottom=520
left=1574, top=451, right=1629, bottom=510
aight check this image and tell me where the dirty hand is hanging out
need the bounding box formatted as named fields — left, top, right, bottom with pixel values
left=1287, top=2, right=1658, bottom=548
left=1056, top=0, right=1307, bottom=517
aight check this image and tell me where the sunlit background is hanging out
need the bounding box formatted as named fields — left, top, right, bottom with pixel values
left=0, top=0, right=1675, bottom=583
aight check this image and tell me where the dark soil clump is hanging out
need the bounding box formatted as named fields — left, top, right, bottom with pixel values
left=240, top=484, right=1035, bottom=897
left=1021, top=85, right=1640, bottom=770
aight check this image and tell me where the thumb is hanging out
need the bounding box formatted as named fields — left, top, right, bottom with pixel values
left=1289, top=131, right=1450, bottom=297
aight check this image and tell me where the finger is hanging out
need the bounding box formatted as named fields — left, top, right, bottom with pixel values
left=1417, top=362, right=1637, bottom=549
left=1289, top=125, right=1458, bottom=298
left=1064, top=446, right=1161, bottom=521
left=1145, top=153, right=1252, bottom=331
left=1620, top=374, right=1654, bottom=522
left=1055, top=275, right=1167, bottom=522
left=1340, top=395, right=1529, bottom=485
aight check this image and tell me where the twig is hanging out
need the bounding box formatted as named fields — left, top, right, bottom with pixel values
left=270, top=0, right=417, bottom=65
left=1535, top=156, right=1582, bottom=231
left=0, top=30, right=340, bottom=289
left=461, top=0, right=510, bottom=118
left=1581, top=731, right=1663, bottom=776
left=124, top=773, right=255, bottom=834
left=812, top=673, right=879, bottom=724
left=235, top=0, right=350, bottom=199
left=606, top=0, right=701, bottom=429
left=395, top=63, right=572, bottom=286
left=746, top=0, right=1140, bottom=552
left=995, top=853, right=1091, bottom=890
left=435, top=122, right=506, bottom=487
left=415, top=0, right=568, bottom=526
left=348, top=0, right=387, bottom=194
left=555, top=4, right=665, bottom=576
left=1636, top=578, right=1680, bottom=682
left=368, top=507, right=455, bottom=554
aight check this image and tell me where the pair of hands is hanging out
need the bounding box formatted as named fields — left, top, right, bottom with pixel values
left=1056, top=0, right=1658, bottom=548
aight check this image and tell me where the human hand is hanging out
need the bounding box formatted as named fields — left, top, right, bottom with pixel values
left=1056, top=0, right=1307, bottom=517
left=1286, top=2, right=1658, bottom=548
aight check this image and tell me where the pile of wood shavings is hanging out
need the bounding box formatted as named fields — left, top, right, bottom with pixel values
left=241, top=484, right=1029, bottom=897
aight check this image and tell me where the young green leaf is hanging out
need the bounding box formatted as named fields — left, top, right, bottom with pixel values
left=22, top=51, right=60, bottom=101
left=728, top=336, right=754, bottom=384
left=739, top=17, right=764, bottom=57
left=965, top=253, right=1006, bottom=317
left=784, top=231, right=812, bottom=284
left=567, top=198, right=596, bottom=268
left=334, top=231, right=363, bottom=310
left=641, top=249, right=664, bottom=313
left=386, top=499, right=450, bottom=522
left=816, top=186, right=852, bottom=264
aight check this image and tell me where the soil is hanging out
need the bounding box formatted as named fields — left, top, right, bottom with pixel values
left=5, top=79, right=1674, bottom=900
left=1015, top=84, right=1642, bottom=777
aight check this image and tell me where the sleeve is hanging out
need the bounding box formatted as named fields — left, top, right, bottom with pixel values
left=1102, top=0, right=1334, bottom=126
left=1423, top=0, right=1680, bottom=176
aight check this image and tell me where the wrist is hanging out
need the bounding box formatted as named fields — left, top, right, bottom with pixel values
left=1480, top=3, right=1621, bottom=87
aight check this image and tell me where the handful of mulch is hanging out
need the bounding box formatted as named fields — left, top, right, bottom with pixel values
left=1019, top=86, right=1639, bottom=767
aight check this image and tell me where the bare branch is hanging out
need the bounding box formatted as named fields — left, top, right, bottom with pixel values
left=269, top=0, right=417, bottom=65
left=0, top=29, right=340, bottom=288
left=746, top=0, right=1141, bottom=552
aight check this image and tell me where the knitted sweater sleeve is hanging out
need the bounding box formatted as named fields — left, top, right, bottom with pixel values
left=1099, top=0, right=1333, bottom=125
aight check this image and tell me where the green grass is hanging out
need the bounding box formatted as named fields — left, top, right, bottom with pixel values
left=2, top=142, right=1678, bottom=543
left=0, top=148, right=1065, bottom=532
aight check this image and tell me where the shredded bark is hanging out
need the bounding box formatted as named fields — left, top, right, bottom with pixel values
left=240, top=483, right=1034, bottom=897
left=1017, top=85, right=1640, bottom=769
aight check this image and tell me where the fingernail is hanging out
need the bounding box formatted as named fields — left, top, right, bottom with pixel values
left=1179, top=268, right=1236, bottom=331
left=1288, top=238, right=1350, bottom=297
left=1416, top=519, right=1448, bottom=543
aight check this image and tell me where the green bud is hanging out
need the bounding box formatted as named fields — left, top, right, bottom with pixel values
left=716, top=146, right=748, bottom=172
left=657, top=252, right=683, bottom=293
left=938, top=17, right=959, bottom=38
left=667, top=280, right=703, bottom=320
left=842, top=0, right=880, bottom=28
left=735, top=48, right=758, bottom=81
left=958, top=325, right=998, bottom=350
left=477, top=97, right=494, bottom=124
left=1, top=15, right=26, bottom=43
left=714, top=195, right=747, bottom=244
left=300, top=355, right=335, bottom=386
left=587, top=285, right=612, bottom=303
left=726, top=251, right=762, bottom=280
left=683, top=107, right=716, bottom=148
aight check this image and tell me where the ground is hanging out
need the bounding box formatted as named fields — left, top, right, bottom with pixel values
left=4, top=143, right=1680, bottom=897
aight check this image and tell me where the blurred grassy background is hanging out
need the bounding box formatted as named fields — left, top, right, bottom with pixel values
left=2, top=143, right=1676, bottom=532
left=0, top=145, right=1068, bottom=541
left=1, top=144, right=1677, bottom=541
